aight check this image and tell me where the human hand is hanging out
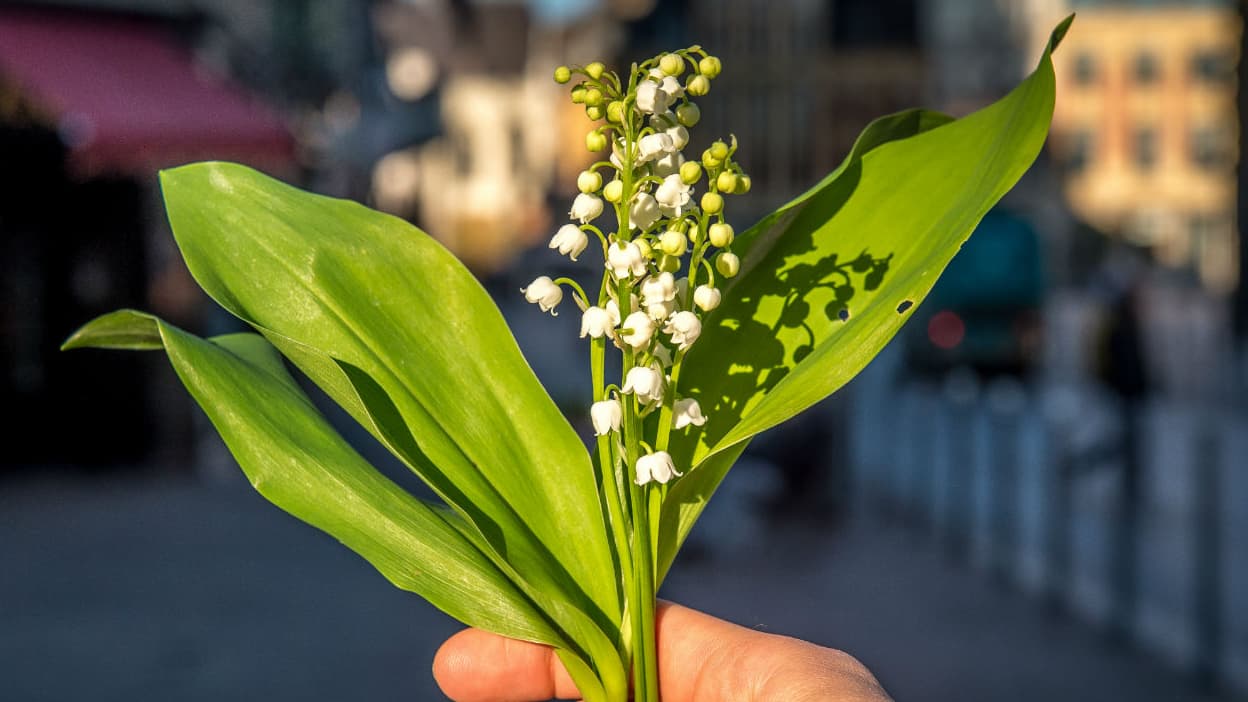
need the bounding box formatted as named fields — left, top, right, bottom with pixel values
left=433, top=601, right=891, bottom=701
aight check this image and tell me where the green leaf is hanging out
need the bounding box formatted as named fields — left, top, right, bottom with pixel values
left=157, top=163, right=626, bottom=696
left=62, top=309, right=163, bottom=351
left=659, top=17, right=1071, bottom=577
left=66, top=311, right=567, bottom=646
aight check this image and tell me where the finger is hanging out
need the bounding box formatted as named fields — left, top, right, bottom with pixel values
left=432, top=627, right=580, bottom=701
left=433, top=602, right=888, bottom=702
left=654, top=602, right=890, bottom=701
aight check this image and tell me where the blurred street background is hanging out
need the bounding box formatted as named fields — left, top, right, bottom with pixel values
left=3, top=0, right=1248, bottom=700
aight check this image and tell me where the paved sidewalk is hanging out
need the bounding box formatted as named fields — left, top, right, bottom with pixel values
left=1, top=476, right=1231, bottom=701
left=666, top=518, right=1228, bottom=702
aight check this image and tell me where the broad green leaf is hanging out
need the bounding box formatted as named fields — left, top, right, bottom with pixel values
left=65, top=310, right=567, bottom=646
left=61, top=308, right=164, bottom=351
left=660, top=17, right=1071, bottom=577
left=156, top=164, right=626, bottom=694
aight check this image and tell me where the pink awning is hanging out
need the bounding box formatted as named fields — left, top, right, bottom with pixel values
left=0, top=9, right=294, bottom=177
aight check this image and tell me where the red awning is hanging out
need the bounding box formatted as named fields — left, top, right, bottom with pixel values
left=0, top=9, right=293, bottom=177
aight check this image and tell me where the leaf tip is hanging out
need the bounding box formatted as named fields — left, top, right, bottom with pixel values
left=1048, top=14, right=1075, bottom=54
left=61, top=309, right=164, bottom=352
left=159, top=161, right=254, bottom=198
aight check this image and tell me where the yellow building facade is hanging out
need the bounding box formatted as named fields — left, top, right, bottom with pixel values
left=1039, top=4, right=1240, bottom=291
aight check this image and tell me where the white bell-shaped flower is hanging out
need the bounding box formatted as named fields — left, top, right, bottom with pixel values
left=637, top=133, right=675, bottom=163
left=648, top=111, right=673, bottom=136
left=621, top=363, right=665, bottom=404
left=612, top=138, right=637, bottom=164
left=647, top=110, right=687, bottom=141
left=635, top=450, right=680, bottom=485
left=590, top=399, right=623, bottom=436
left=659, top=74, right=684, bottom=100
left=569, top=193, right=604, bottom=223
left=647, top=300, right=676, bottom=322
left=603, top=298, right=622, bottom=327
left=673, top=397, right=707, bottom=429
left=654, top=173, right=693, bottom=217
left=651, top=150, right=684, bottom=179
left=648, top=69, right=685, bottom=102
left=619, top=310, right=656, bottom=350
left=663, top=310, right=702, bottom=349
left=549, top=224, right=589, bottom=261
left=650, top=342, right=673, bottom=368
left=580, top=306, right=616, bottom=339
left=636, top=80, right=673, bottom=114
left=521, top=276, right=563, bottom=315
left=694, top=285, right=722, bottom=312
left=629, top=192, right=662, bottom=231
left=664, top=123, right=689, bottom=151
left=640, top=272, right=677, bottom=307
left=607, top=241, right=648, bottom=279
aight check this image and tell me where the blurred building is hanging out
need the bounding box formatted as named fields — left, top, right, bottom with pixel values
left=0, top=4, right=295, bottom=468
left=369, top=1, right=560, bottom=274
left=683, top=0, right=925, bottom=219
left=1030, top=0, right=1242, bottom=294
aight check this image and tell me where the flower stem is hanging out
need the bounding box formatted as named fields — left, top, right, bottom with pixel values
left=621, top=356, right=659, bottom=702
left=654, top=356, right=684, bottom=453
left=554, top=277, right=590, bottom=308
left=593, top=336, right=633, bottom=627
left=615, top=77, right=659, bottom=700
left=630, top=478, right=660, bottom=702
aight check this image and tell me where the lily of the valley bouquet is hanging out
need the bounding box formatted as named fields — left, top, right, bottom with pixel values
left=66, top=19, right=1069, bottom=702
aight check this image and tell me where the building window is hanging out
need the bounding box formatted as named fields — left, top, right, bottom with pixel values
left=453, top=134, right=472, bottom=177
left=1191, top=125, right=1232, bottom=170
left=1192, top=50, right=1233, bottom=83
left=1133, top=51, right=1159, bottom=85
left=1073, top=52, right=1097, bottom=85
left=1134, top=128, right=1157, bottom=171
left=1067, top=130, right=1093, bottom=171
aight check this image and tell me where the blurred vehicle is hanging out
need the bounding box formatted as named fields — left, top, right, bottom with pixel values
left=904, top=209, right=1044, bottom=377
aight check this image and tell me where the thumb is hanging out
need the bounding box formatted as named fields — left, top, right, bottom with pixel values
left=434, top=602, right=890, bottom=702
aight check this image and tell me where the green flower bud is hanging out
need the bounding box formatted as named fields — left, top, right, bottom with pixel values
left=586, top=130, right=608, bottom=152
left=577, top=170, right=603, bottom=193
left=734, top=174, right=752, bottom=194
left=688, top=223, right=702, bottom=245
left=554, top=66, right=572, bottom=84
left=586, top=105, right=605, bottom=121
left=571, top=85, right=587, bottom=104
left=659, top=53, right=684, bottom=77
left=659, top=229, right=688, bottom=256
left=698, top=55, right=722, bottom=79
left=584, top=87, right=603, bottom=107
left=658, top=254, right=681, bottom=273
left=686, top=74, right=710, bottom=97
left=715, top=251, right=740, bottom=278
left=586, top=61, right=606, bottom=80
left=634, top=237, right=653, bottom=260
left=603, top=179, right=624, bottom=202
left=700, top=192, right=724, bottom=215
left=716, top=171, right=737, bottom=193
left=708, top=222, right=735, bottom=248
left=607, top=100, right=626, bottom=124
left=709, top=140, right=730, bottom=161
left=676, top=102, right=701, bottom=127
left=702, top=151, right=722, bottom=170
left=679, top=161, right=702, bottom=185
